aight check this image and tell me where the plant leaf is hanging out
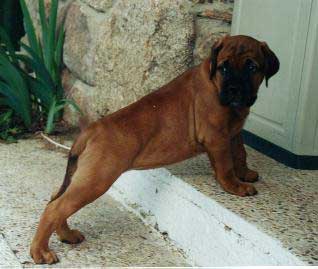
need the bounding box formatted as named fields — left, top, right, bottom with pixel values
left=55, top=26, right=64, bottom=71
left=53, top=103, right=65, bottom=113
left=0, top=26, right=18, bottom=64
left=59, top=98, right=83, bottom=115
left=0, top=54, right=30, bottom=103
left=0, top=80, right=31, bottom=128
left=38, top=36, right=44, bottom=62
left=47, top=0, right=59, bottom=74
left=0, top=53, right=32, bottom=127
left=44, top=96, right=56, bottom=134
left=39, top=0, right=49, bottom=68
left=0, top=96, right=8, bottom=106
left=25, top=76, right=54, bottom=110
left=0, top=110, right=13, bottom=125
left=19, top=0, right=40, bottom=55
left=16, top=50, right=55, bottom=90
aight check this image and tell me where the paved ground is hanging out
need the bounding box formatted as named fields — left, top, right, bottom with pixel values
left=2, top=136, right=317, bottom=266
left=0, top=139, right=189, bottom=267
left=167, top=146, right=318, bottom=265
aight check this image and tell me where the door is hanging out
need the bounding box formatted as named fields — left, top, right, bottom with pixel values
left=231, top=0, right=312, bottom=152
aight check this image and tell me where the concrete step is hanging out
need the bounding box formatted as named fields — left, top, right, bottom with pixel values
left=110, top=147, right=318, bottom=266
left=0, top=140, right=189, bottom=267
left=166, top=147, right=318, bottom=265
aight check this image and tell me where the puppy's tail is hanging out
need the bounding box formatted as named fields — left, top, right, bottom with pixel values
left=49, top=130, right=91, bottom=203
left=49, top=153, right=78, bottom=203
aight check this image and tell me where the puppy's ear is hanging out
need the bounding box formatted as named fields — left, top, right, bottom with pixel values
left=209, top=36, right=227, bottom=80
left=261, top=42, right=280, bottom=87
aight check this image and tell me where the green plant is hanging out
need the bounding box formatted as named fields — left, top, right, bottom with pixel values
left=0, top=110, right=23, bottom=142
left=0, top=0, right=24, bottom=50
left=19, top=0, right=81, bottom=134
left=0, top=0, right=81, bottom=138
left=0, top=28, right=32, bottom=129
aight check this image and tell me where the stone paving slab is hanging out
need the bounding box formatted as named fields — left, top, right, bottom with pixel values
left=0, top=234, right=22, bottom=268
left=0, top=139, right=189, bottom=268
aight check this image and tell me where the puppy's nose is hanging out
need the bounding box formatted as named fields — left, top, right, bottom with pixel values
left=231, top=88, right=243, bottom=104
left=228, top=85, right=238, bottom=93
left=228, top=86, right=240, bottom=99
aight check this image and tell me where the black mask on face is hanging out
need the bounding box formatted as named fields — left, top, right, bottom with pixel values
left=218, top=59, right=258, bottom=108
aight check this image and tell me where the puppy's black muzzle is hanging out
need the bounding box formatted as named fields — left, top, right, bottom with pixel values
left=219, top=85, right=257, bottom=108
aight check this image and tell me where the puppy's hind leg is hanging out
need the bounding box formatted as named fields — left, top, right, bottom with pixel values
left=30, top=145, right=128, bottom=264
left=49, top=153, right=84, bottom=244
left=56, top=221, right=85, bottom=244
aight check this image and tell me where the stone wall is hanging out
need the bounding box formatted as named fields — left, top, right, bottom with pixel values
left=190, top=0, right=233, bottom=65
left=25, top=0, right=233, bottom=125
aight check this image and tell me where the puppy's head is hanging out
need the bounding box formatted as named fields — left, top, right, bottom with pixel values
left=209, top=35, right=280, bottom=108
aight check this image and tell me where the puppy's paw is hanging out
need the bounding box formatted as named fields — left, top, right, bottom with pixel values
left=236, top=182, right=258, bottom=196
left=58, top=229, right=85, bottom=244
left=30, top=247, right=59, bottom=264
left=224, top=181, right=258, bottom=196
left=240, top=169, right=259, bottom=183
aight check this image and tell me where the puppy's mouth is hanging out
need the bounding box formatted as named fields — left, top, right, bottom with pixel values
left=219, top=88, right=257, bottom=108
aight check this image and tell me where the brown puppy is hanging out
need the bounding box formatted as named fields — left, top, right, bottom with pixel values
left=30, top=35, right=279, bottom=264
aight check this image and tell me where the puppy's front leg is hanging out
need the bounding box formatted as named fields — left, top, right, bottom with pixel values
left=231, top=133, right=259, bottom=182
left=204, top=138, right=257, bottom=196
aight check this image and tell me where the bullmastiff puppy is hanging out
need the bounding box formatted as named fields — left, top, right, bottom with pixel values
left=30, top=35, right=279, bottom=264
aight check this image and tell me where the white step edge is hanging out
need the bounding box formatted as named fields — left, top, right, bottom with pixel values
left=0, top=234, right=22, bottom=268
left=108, top=168, right=306, bottom=266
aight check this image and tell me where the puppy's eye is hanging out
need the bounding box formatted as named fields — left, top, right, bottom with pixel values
left=218, top=65, right=228, bottom=74
left=248, top=63, right=258, bottom=73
